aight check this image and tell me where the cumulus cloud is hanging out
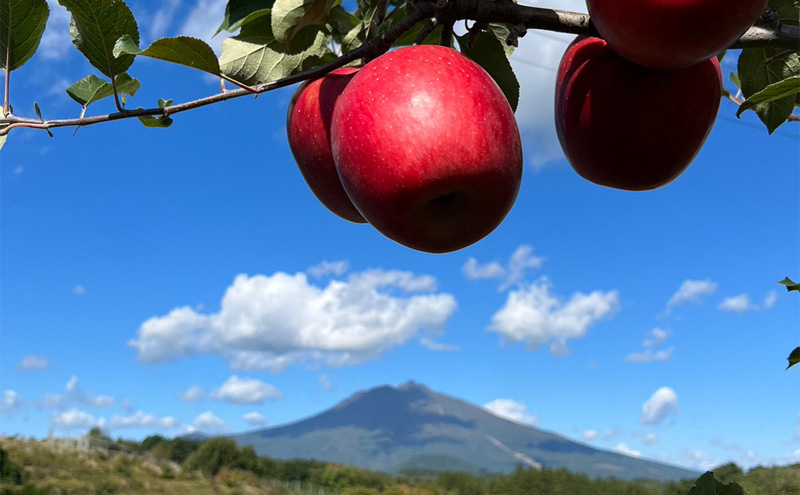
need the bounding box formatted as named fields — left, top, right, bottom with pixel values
left=717, top=294, right=758, bottom=313
left=1, top=390, right=22, bottom=416
left=181, top=0, right=230, bottom=54
left=73, top=285, right=86, bottom=295
left=178, top=385, right=205, bottom=402
left=319, top=374, right=334, bottom=390
left=42, top=376, right=116, bottom=410
left=763, top=290, right=778, bottom=309
left=640, top=387, right=678, bottom=425
left=51, top=408, right=106, bottom=429
left=489, top=278, right=620, bottom=356
left=38, top=1, right=72, bottom=61
left=643, top=433, right=659, bottom=445
left=211, top=376, right=282, bottom=405
left=626, top=328, right=674, bottom=363
left=615, top=443, right=641, bottom=458
left=419, top=337, right=461, bottom=352
left=462, top=245, right=545, bottom=291
left=129, top=268, right=457, bottom=371
left=581, top=429, right=598, bottom=442
left=18, top=355, right=49, bottom=371
left=110, top=411, right=180, bottom=430
left=508, top=0, right=588, bottom=168
left=242, top=411, right=268, bottom=427
left=665, top=279, right=717, bottom=312
left=191, top=411, right=229, bottom=435
left=484, top=399, right=540, bottom=426
left=308, top=261, right=350, bottom=278
left=145, top=0, right=181, bottom=41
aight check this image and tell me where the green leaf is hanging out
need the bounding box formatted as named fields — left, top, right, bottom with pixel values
left=787, top=347, right=800, bottom=370
left=216, top=0, right=273, bottom=35
left=729, top=72, right=741, bottom=89
left=737, top=75, right=800, bottom=116
left=58, top=0, right=139, bottom=78
left=65, top=73, right=140, bottom=113
left=769, top=0, right=799, bottom=26
left=219, top=13, right=331, bottom=85
left=778, top=276, right=800, bottom=292
left=688, top=472, right=748, bottom=495
left=138, top=111, right=173, bottom=128
left=272, top=0, right=340, bottom=45
left=113, top=35, right=221, bottom=76
left=456, top=31, right=520, bottom=112
left=158, top=98, right=173, bottom=108
left=487, top=23, right=515, bottom=58
left=0, top=0, right=50, bottom=71
left=33, top=101, right=53, bottom=137
left=737, top=49, right=800, bottom=133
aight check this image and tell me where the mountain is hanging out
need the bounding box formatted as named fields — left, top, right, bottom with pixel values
left=234, top=382, right=698, bottom=482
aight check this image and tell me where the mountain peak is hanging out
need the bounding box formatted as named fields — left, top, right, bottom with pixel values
left=236, top=382, right=698, bottom=481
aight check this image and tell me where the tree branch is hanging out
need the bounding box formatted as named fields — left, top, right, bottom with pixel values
left=2, top=0, right=799, bottom=137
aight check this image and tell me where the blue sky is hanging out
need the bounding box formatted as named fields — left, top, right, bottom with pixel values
left=1, top=0, right=799, bottom=475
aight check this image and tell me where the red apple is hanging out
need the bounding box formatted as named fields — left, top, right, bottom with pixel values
left=287, top=67, right=366, bottom=223
left=330, top=45, right=523, bottom=253
left=587, top=0, right=768, bottom=69
left=555, top=36, right=722, bottom=191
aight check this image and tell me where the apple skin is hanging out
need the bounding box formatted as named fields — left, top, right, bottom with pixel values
left=330, top=45, right=523, bottom=253
left=287, top=67, right=366, bottom=223
left=587, top=0, right=768, bottom=69
left=555, top=36, right=722, bottom=191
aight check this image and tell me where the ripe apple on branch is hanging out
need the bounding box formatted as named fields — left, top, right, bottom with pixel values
left=1, top=0, right=798, bottom=254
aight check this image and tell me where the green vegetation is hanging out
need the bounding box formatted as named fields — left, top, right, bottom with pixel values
left=1, top=435, right=798, bottom=495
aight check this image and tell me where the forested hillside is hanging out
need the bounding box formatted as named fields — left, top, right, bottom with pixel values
left=2, top=435, right=798, bottom=495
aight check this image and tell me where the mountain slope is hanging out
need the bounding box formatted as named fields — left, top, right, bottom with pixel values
left=234, top=382, right=697, bottom=481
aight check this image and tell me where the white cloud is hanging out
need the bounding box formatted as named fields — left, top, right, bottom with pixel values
left=308, top=260, right=349, bottom=278
left=643, top=433, right=659, bottom=445
left=178, top=385, right=205, bottom=402
left=51, top=408, right=106, bottom=429
left=643, top=329, right=671, bottom=348
left=640, top=387, right=678, bottom=425
left=18, top=355, right=49, bottom=371
left=462, top=258, right=506, bottom=280
left=419, top=337, right=461, bottom=352
left=181, top=0, right=230, bottom=54
left=626, top=347, right=675, bottom=363
left=242, top=411, right=267, bottom=427
left=1, top=390, right=22, bottom=416
left=484, top=399, right=540, bottom=426
left=717, top=294, right=758, bottom=313
left=462, top=245, right=545, bottom=291
left=679, top=449, right=718, bottom=472
left=73, top=285, right=86, bottom=295
left=603, top=429, right=619, bottom=440
left=763, top=290, right=778, bottom=309
left=666, top=279, right=717, bottom=312
left=110, top=411, right=179, bottom=430
left=39, top=1, right=72, bottom=61
left=627, top=329, right=674, bottom=363
left=581, top=429, right=598, bottom=441
left=489, top=278, right=620, bottom=356
left=191, top=411, right=228, bottom=434
left=508, top=0, right=588, bottom=168
left=615, top=443, right=641, bottom=458
left=42, top=376, right=115, bottom=410
left=129, top=268, right=457, bottom=371
left=319, top=374, right=333, bottom=390
left=211, top=376, right=282, bottom=405
left=88, top=395, right=116, bottom=408
left=13, top=166, right=24, bottom=175
left=146, top=0, right=181, bottom=41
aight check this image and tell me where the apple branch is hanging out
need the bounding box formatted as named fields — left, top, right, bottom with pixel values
left=2, top=0, right=799, bottom=138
